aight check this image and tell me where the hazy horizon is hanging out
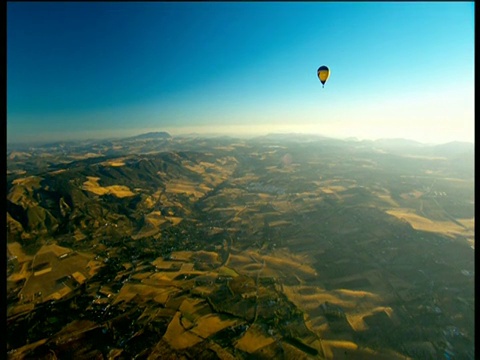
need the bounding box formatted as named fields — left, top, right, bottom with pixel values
left=7, top=120, right=476, bottom=146
left=6, top=125, right=475, bottom=148
left=7, top=2, right=474, bottom=145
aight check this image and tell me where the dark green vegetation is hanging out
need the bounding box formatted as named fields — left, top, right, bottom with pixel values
left=7, top=133, right=474, bottom=359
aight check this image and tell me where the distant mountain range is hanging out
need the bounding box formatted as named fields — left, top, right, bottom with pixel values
left=7, top=131, right=473, bottom=155
left=430, top=141, right=474, bottom=156
left=125, top=131, right=172, bottom=140
left=339, top=138, right=472, bottom=158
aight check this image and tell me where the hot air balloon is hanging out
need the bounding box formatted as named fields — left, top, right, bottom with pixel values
left=317, top=65, right=330, bottom=88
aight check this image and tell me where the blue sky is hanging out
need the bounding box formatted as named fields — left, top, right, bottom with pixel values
left=7, top=2, right=474, bottom=144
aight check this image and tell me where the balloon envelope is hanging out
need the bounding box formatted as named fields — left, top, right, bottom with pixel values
left=317, top=66, right=330, bottom=86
